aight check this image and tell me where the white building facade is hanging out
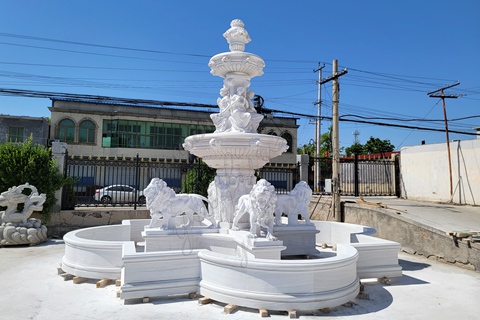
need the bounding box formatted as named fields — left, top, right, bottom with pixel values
left=49, top=98, right=298, bottom=164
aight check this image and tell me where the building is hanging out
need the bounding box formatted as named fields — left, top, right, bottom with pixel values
left=0, top=114, right=50, bottom=145
left=48, top=98, right=298, bottom=163
left=47, top=98, right=300, bottom=206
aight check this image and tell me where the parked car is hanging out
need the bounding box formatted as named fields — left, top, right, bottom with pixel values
left=94, top=185, right=145, bottom=205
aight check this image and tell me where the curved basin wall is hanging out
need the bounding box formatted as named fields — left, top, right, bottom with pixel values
left=198, top=244, right=360, bottom=311
left=62, top=225, right=131, bottom=279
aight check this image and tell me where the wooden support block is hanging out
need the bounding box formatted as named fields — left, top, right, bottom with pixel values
left=224, top=304, right=238, bottom=314
left=357, top=293, right=370, bottom=300
left=57, top=266, right=64, bottom=275
left=73, top=276, right=88, bottom=284
left=378, top=277, right=391, bottom=285
left=288, top=310, right=297, bottom=319
left=96, top=278, right=113, bottom=288
left=60, top=273, right=74, bottom=281
left=188, top=292, right=197, bottom=299
left=198, top=297, right=213, bottom=305
left=115, top=279, right=121, bottom=286
left=259, top=308, right=269, bottom=317
left=446, top=231, right=480, bottom=238
left=116, top=290, right=121, bottom=298
left=142, top=297, right=150, bottom=303
left=471, top=236, right=480, bottom=243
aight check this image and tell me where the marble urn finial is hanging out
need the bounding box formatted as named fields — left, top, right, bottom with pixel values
left=223, top=19, right=251, bottom=52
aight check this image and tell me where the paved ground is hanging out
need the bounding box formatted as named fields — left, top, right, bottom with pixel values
left=2, top=198, right=480, bottom=319
left=358, top=196, right=480, bottom=233
left=1, top=241, right=480, bottom=319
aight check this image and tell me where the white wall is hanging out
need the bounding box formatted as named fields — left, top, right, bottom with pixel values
left=400, top=139, right=480, bottom=205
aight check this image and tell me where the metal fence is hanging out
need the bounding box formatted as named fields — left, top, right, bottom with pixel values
left=339, top=156, right=400, bottom=196
left=256, top=163, right=299, bottom=194
left=62, top=153, right=299, bottom=209
left=62, top=154, right=192, bottom=208
left=310, top=155, right=400, bottom=197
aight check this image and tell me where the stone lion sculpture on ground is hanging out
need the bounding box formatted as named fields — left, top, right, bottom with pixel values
left=144, top=178, right=216, bottom=229
left=274, top=181, right=313, bottom=226
left=231, top=179, right=277, bottom=240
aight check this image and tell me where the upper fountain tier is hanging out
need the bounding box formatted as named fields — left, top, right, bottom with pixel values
left=183, top=19, right=287, bottom=169
left=208, top=19, right=265, bottom=79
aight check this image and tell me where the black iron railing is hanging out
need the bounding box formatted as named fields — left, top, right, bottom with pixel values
left=62, top=153, right=300, bottom=209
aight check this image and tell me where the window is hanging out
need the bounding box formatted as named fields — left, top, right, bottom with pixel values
left=79, top=120, right=95, bottom=144
left=102, top=119, right=215, bottom=150
left=281, top=132, right=293, bottom=153
left=58, top=119, right=75, bottom=143
left=267, top=130, right=277, bottom=136
left=9, top=127, right=24, bottom=142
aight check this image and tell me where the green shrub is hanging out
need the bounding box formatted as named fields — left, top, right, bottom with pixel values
left=0, top=137, right=69, bottom=222
left=182, top=160, right=216, bottom=197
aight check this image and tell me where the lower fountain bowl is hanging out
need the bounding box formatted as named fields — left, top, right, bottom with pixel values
left=198, top=245, right=360, bottom=311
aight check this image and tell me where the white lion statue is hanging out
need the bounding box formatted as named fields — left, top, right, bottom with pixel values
left=144, top=178, right=216, bottom=229
left=231, top=179, right=277, bottom=240
left=274, top=181, right=313, bottom=226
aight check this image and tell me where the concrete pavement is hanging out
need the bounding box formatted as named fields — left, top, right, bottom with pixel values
left=356, top=196, right=480, bottom=234
left=2, top=197, right=480, bottom=319
left=1, top=239, right=480, bottom=320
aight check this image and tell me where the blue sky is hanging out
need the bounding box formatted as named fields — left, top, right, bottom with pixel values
left=0, top=0, right=479, bottom=151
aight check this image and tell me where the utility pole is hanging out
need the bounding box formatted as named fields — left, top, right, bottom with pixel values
left=427, top=81, right=460, bottom=202
left=320, top=59, right=347, bottom=221
left=313, top=63, right=325, bottom=193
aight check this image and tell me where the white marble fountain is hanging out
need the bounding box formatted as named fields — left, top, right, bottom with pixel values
left=62, top=19, right=402, bottom=312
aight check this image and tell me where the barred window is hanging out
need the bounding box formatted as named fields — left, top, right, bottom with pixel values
left=9, top=127, right=24, bottom=142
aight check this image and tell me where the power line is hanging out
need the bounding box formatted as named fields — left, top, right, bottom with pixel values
left=0, top=33, right=210, bottom=58
left=1, top=87, right=477, bottom=138
left=0, top=88, right=217, bottom=109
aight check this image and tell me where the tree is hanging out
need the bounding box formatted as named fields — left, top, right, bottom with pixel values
left=364, top=137, right=395, bottom=154
left=297, top=142, right=315, bottom=157
left=345, top=136, right=395, bottom=156
left=182, top=159, right=216, bottom=197
left=345, top=143, right=364, bottom=157
left=297, top=126, right=337, bottom=158
left=319, top=129, right=333, bottom=158
left=0, top=137, right=71, bottom=221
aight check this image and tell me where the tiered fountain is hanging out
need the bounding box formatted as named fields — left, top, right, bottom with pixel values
left=61, top=19, right=402, bottom=313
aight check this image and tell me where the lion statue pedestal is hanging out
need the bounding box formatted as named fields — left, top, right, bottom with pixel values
left=141, top=178, right=218, bottom=252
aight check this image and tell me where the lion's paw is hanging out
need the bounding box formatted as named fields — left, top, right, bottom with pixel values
left=266, top=235, right=278, bottom=241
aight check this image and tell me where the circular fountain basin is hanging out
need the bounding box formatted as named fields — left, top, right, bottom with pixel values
left=62, top=225, right=129, bottom=280
left=198, top=244, right=360, bottom=311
